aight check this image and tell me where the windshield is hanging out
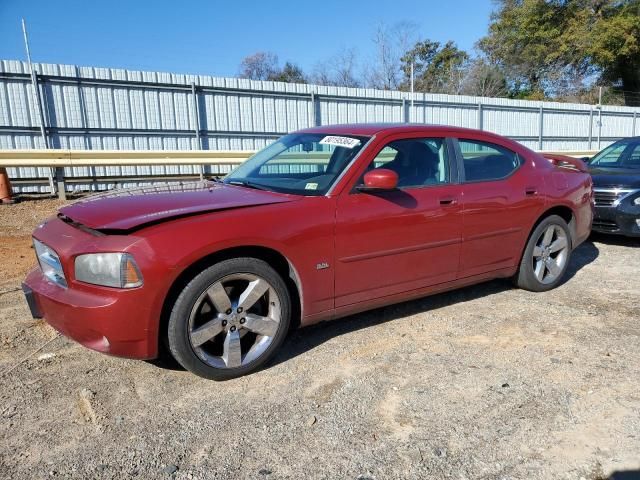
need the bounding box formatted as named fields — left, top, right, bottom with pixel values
left=224, top=133, right=370, bottom=195
left=589, top=139, right=640, bottom=169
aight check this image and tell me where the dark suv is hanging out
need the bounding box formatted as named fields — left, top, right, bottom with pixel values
left=588, top=137, right=640, bottom=237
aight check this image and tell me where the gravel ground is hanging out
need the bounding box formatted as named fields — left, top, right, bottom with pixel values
left=1, top=199, right=639, bottom=480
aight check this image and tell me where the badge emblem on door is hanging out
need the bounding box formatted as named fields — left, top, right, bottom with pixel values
left=316, top=262, right=330, bottom=270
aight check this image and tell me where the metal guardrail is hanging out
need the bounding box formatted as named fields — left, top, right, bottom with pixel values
left=0, top=149, right=254, bottom=167
left=0, top=149, right=598, bottom=200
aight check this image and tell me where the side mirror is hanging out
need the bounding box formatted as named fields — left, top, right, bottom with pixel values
left=358, top=168, right=399, bottom=191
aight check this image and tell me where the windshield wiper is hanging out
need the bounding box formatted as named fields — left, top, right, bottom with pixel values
left=226, top=180, right=272, bottom=191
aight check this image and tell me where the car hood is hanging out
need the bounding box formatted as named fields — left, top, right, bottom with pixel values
left=59, top=181, right=297, bottom=231
left=589, top=167, right=640, bottom=189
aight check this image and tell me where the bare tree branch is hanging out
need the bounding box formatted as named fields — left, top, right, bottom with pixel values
left=311, top=48, right=361, bottom=87
left=238, top=52, right=279, bottom=81
left=366, top=21, right=417, bottom=90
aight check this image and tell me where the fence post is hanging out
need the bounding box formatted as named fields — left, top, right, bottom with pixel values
left=588, top=107, right=593, bottom=151
left=76, top=66, right=90, bottom=150
left=402, top=98, right=407, bottom=123
left=54, top=167, right=67, bottom=201
left=39, top=78, right=66, bottom=198
left=597, top=106, right=602, bottom=150
left=28, top=68, right=56, bottom=196
left=75, top=66, right=97, bottom=190
left=477, top=103, right=483, bottom=130
left=191, top=82, right=203, bottom=180
left=538, top=105, right=544, bottom=150
left=633, top=111, right=637, bottom=137
left=311, top=92, right=320, bottom=127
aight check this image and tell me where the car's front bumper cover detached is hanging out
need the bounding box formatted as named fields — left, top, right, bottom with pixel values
left=592, top=188, right=640, bottom=237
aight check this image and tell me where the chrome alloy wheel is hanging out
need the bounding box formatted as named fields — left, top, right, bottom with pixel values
left=187, top=273, right=282, bottom=369
left=532, top=224, right=569, bottom=285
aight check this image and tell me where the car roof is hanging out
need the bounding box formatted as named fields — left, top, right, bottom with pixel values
left=298, top=123, right=492, bottom=137
left=612, top=136, right=640, bottom=141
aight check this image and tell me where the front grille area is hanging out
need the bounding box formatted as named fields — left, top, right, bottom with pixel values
left=594, top=190, right=621, bottom=206
left=592, top=219, right=619, bottom=232
left=593, top=188, right=635, bottom=207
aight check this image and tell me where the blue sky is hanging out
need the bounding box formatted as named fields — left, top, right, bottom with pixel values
left=0, top=0, right=493, bottom=78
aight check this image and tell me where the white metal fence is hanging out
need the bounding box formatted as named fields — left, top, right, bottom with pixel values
left=1, top=59, right=638, bottom=193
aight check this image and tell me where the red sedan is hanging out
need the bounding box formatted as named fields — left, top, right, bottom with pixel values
left=23, top=124, right=593, bottom=380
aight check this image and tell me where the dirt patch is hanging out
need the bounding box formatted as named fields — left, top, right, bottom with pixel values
left=0, top=198, right=68, bottom=237
left=0, top=198, right=70, bottom=289
left=0, top=236, right=36, bottom=287
left=0, top=200, right=639, bottom=479
left=0, top=199, right=71, bottom=291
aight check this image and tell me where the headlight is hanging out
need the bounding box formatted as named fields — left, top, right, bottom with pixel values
left=75, top=253, right=143, bottom=288
left=33, top=239, right=67, bottom=288
left=634, top=196, right=640, bottom=206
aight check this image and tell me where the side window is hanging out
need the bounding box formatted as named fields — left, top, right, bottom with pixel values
left=362, top=138, right=450, bottom=188
left=458, top=139, right=520, bottom=182
left=624, top=143, right=640, bottom=167
left=595, top=143, right=627, bottom=166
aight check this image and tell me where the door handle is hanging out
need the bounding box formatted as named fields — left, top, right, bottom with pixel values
left=525, top=187, right=538, bottom=196
left=439, top=197, right=457, bottom=205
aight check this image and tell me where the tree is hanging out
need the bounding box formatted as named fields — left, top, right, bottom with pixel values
left=332, top=48, right=360, bottom=88
left=461, top=58, right=509, bottom=97
left=365, top=21, right=417, bottom=90
left=311, top=48, right=361, bottom=87
left=587, top=0, right=640, bottom=105
left=268, top=62, right=307, bottom=84
left=238, top=53, right=307, bottom=84
left=478, top=0, right=572, bottom=98
left=238, top=52, right=279, bottom=81
left=479, top=0, right=640, bottom=105
left=400, top=40, right=469, bottom=94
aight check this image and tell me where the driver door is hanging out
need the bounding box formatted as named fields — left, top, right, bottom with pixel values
left=334, top=135, right=463, bottom=308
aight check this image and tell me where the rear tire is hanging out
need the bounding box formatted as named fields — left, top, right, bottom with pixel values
left=514, top=215, right=572, bottom=292
left=167, top=257, right=291, bottom=380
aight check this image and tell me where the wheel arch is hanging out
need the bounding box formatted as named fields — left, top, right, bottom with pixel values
left=518, top=204, right=575, bottom=263
left=512, top=204, right=576, bottom=291
left=534, top=205, right=576, bottom=246
left=157, top=245, right=303, bottom=357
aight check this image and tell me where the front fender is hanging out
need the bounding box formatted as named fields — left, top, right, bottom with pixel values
left=134, top=198, right=337, bottom=331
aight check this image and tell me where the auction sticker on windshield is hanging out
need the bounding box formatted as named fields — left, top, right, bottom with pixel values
left=320, top=136, right=361, bottom=149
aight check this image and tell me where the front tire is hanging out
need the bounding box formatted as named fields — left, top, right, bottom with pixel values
left=514, top=215, right=572, bottom=292
left=167, top=257, right=291, bottom=380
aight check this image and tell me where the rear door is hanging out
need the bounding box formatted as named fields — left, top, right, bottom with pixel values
left=334, top=134, right=463, bottom=307
left=454, top=137, right=546, bottom=278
